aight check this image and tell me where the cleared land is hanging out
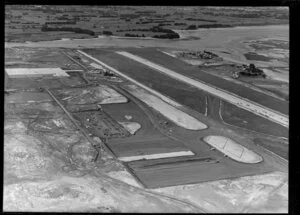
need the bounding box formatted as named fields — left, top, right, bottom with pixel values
left=127, top=157, right=270, bottom=188
left=51, top=85, right=128, bottom=105
left=100, top=99, right=192, bottom=158
left=82, top=48, right=288, bottom=137
left=117, top=50, right=288, bottom=127
left=125, top=48, right=288, bottom=115
left=221, top=101, right=288, bottom=138
left=203, top=135, right=263, bottom=163
left=4, top=89, right=200, bottom=213
left=119, top=151, right=195, bottom=162
left=81, top=49, right=208, bottom=115
left=124, top=84, right=207, bottom=130
left=118, top=122, right=141, bottom=135
left=253, top=138, right=288, bottom=160
left=6, top=67, right=69, bottom=77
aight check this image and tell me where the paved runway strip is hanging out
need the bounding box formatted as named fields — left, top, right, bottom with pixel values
left=77, top=50, right=207, bottom=130
left=116, top=51, right=288, bottom=128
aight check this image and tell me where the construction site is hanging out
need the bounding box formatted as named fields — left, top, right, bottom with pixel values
left=4, top=45, right=288, bottom=212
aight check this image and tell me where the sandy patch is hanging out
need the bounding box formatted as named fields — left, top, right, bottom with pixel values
left=90, top=62, right=105, bottom=70
left=124, top=115, right=133, bottom=120
left=106, top=170, right=142, bottom=188
left=118, top=122, right=141, bottom=135
left=203, top=135, right=262, bottom=163
left=6, top=68, right=69, bottom=77
left=262, top=68, right=289, bottom=83
left=3, top=175, right=199, bottom=212
left=118, top=151, right=195, bottom=162
left=55, top=85, right=128, bottom=105
left=153, top=171, right=288, bottom=213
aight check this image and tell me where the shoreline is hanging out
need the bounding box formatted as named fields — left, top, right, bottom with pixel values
left=5, top=24, right=288, bottom=44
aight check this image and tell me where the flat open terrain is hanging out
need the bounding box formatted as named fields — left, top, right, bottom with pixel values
left=127, top=156, right=271, bottom=188
left=83, top=49, right=207, bottom=115
left=253, top=138, right=288, bottom=160
left=4, top=41, right=288, bottom=212
left=83, top=48, right=288, bottom=138
left=125, top=48, right=288, bottom=115
left=5, top=6, right=288, bottom=43
left=101, top=100, right=191, bottom=157
left=221, top=101, right=288, bottom=138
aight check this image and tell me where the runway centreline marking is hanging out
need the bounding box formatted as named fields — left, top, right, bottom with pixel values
left=116, top=51, right=288, bottom=128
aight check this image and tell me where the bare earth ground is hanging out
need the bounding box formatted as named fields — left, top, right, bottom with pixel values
left=4, top=92, right=201, bottom=213
left=4, top=23, right=288, bottom=212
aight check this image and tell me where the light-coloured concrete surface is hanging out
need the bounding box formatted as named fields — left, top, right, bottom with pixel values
left=125, top=84, right=207, bottom=130
left=118, top=122, right=141, bottom=135
left=118, top=151, right=195, bottom=162
left=90, top=62, right=105, bottom=70
left=203, top=135, right=263, bottom=163
left=6, top=68, right=69, bottom=77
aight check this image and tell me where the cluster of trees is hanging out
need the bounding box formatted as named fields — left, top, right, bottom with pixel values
left=116, top=26, right=176, bottom=34
left=124, top=33, right=145, bottom=37
left=136, top=20, right=174, bottom=25
left=198, top=24, right=232, bottom=28
left=117, top=25, right=180, bottom=39
left=117, top=28, right=148, bottom=32
left=158, top=23, right=172, bottom=27
left=103, top=31, right=113, bottom=35
left=134, top=10, right=156, bottom=14
left=202, top=10, right=288, bottom=20
left=41, top=25, right=96, bottom=36
left=174, top=22, right=187, bottom=26
left=186, top=23, right=232, bottom=30
left=150, top=26, right=175, bottom=33
left=120, top=14, right=140, bottom=19
left=99, top=15, right=118, bottom=18
left=45, top=21, right=76, bottom=25
left=186, top=25, right=197, bottom=30
left=152, top=33, right=180, bottom=39
left=136, top=21, right=153, bottom=24
left=185, top=18, right=216, bottom=22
